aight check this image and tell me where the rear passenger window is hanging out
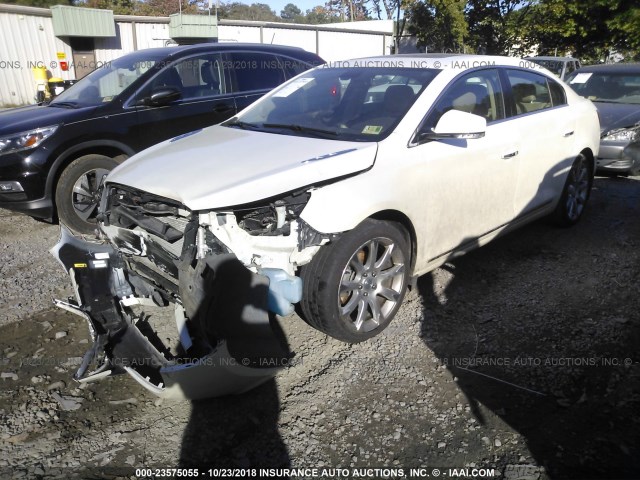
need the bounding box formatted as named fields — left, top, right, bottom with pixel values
left=229, top=52, right=287, bottom=92
left=507, top=70, right=552, bottom=115
left=279, top=56, right=315, bottom=79
left=548, top=79, right=567, bottom=107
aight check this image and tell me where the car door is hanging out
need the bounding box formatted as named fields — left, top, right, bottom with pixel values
left=405, top=68, right=520, bottom=266
left=503, top=69, right=576, bottom=217
left=129, top=52, right=237, bottom=150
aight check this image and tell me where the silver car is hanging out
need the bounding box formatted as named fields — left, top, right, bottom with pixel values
left=566, top=63, right=640, bottom=175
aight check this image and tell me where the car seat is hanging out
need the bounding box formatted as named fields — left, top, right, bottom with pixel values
left=449, top=83, right=490, bottom=119
left=383, top=84, right=416, bottom=115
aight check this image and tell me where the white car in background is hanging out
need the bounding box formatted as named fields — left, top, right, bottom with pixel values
left=53, top=54, right=600, bottom=399
left=524, top=56, right=582, bottom=81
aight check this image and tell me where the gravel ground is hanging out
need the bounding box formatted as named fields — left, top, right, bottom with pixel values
left=0, top=175, right=638, bottom=480
left=0, top=211, right=72, bottom=327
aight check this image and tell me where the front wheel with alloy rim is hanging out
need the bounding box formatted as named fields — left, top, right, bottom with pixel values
left=553, top=153, right=593, bottom=227
left=300, top=219, right=410, bottom=343
left=55, top=154, right=119, bottom=234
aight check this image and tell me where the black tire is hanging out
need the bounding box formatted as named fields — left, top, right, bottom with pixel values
left=300, top=219, right=410, bottom=343
left=55, top=154, right=119, bottom=234
left=553, top=153, right=593, bottom=227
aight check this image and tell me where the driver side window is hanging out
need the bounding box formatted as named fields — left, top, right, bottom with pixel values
left=137, top=53, right=227, bottom=104
left=421, top=69, right=505, bottom=133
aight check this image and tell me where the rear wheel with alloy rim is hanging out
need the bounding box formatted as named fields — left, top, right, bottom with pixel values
left=553, top=153, right=592, bottom=226
left=300, top=219, right=410, bottom=343
left=55, top=154, right=119, bottom=234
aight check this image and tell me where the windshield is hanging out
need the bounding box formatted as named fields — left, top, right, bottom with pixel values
left=50, top=52, right=165, bottom=108
left=566, top=70, right=640, bottom=104
left=227, top=67, right=439, bottom=142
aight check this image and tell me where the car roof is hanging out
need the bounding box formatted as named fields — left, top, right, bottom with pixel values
left=120, top=43, right=323, bottom=63
left=526, top=56, right=578, bottom=62
left=573, top=63, right=640, bottom=73
left=330, top=54, right=526, bottom=70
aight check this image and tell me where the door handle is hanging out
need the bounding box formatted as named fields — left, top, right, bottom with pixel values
left=563, top=130, right=574, bottom=137
left=501, top=150, right=519, bottom=159
left=213, top=104, right=234, bottom=113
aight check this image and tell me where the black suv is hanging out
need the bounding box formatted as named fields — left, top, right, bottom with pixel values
left=0, top=43, right=323, bottom=233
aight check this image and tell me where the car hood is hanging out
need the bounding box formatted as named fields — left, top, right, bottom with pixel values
left=0, top=104, right=97, bottom=135
left=106, top=125, right=378, bottom=210
left=593, top=101, right=640, bottom=135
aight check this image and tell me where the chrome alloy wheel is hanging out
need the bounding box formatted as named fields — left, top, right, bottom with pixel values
left=338, top=237, right=407, bottom=333
left=71, top=167, right=110, bottom=223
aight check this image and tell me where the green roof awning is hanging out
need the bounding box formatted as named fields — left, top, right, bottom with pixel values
left=51, top=5, right=116, bottom=38
left=169, top=13, right=218, bottom=39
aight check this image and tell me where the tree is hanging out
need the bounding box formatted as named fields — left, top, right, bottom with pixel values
left=370, top=0, right=399, bottom=20
left=218, top=2, right=279, bottom=21
left=138, top=0, right=199, bottom=16
left=280, top=2, right=303, bottom=21
left=465, top=0, right=534, bottom=55
left=5, top=0, right=74, bottom=7
left=325, top=0, right=370, bottom=21
left=85, top=0, right=137, bottom=15
left=305, top=5, right=338, bottom=24
left=405, top=0, right=467, bottom=52
left=523, top=0, right=640, bottom=62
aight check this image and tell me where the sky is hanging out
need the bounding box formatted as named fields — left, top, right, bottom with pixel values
left=255, top=0, right=324, bottom=16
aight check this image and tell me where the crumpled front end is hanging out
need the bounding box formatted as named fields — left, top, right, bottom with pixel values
left=50, top=182, right=312, bottom=399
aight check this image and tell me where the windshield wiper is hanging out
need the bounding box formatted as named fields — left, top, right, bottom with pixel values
left=262, top=123, right=339, bottom=138
left=49, top=101, right=80, bottom=109
left=225, top=120, right=263, bottom=130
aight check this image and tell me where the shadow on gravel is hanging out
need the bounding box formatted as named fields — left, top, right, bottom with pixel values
left=418, top=176, right=640, bottom=479
left=179, top=379, right=290, bottom=470
left=177, top=256, right=292, bottom=471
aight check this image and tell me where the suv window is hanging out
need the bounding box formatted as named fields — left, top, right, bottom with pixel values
left=507, top=70, right=552, bottom=115
left=279, top=56, right=314, bottom=78
left=137, top=53, right=228, bottom=103
left=176, top=54, right=228, bottom=98
left=229, top=52, right=287, bottom=92
left=52, top=56, right=160, bottom=107
left=155, top=53, right=227, bottom=100
left=421, top=69, right=505, bottom=132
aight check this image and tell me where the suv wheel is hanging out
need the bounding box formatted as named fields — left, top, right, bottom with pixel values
left=55, top=154, right=118, bottom=234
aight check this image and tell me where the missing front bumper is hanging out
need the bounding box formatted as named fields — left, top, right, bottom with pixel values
left=50, top=227, right=292, bottom=400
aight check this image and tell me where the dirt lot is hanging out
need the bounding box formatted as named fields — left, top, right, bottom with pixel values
left=0, top=175, right=638, bottom=480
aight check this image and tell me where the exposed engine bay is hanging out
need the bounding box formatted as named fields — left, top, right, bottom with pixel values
left=51, top=184, right=335, bottom=399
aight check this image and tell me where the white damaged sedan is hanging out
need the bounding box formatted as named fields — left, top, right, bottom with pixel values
left=52, top=55, right=600, bottom=398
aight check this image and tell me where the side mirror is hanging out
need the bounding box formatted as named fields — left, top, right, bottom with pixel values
left=143, top=87, right=182, bottom=107
left=418, top=110, right=487, bottom=143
